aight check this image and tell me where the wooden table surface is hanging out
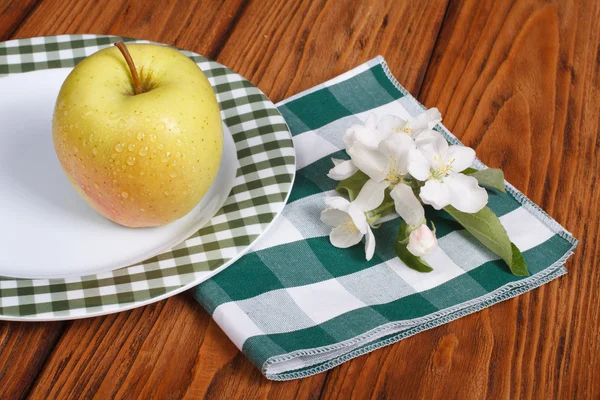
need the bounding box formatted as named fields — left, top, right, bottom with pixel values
left=1, top=0, right=599, bottom=398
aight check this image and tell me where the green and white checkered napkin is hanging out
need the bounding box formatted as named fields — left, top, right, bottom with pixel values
left=193, top=56, right=578, bottom=380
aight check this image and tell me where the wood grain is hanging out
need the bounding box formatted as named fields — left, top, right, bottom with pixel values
left=1, top=0, right=598, bottom=398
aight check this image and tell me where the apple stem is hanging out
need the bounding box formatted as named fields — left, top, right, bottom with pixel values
left=114, top=41, right=143, bottom=95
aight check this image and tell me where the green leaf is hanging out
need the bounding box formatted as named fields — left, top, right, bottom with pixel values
left=462, top=167, right=478, bottom=174
left=444, top=205, right=529, bottom=276
left=510, top=242, right=529, bottom=276
left=394, top=222, right=433, bottom=273
left=335, top=170, right=369, bottom=201
left=465, top=168, right=506, bottom=193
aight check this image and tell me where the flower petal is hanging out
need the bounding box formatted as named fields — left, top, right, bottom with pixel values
left=407, top=149, right=431, bottom=181
left=445, top=173, right=488, bottom=213
left=409, top=108, right=442, bottom=134
left=354, top=179, right=388, bottom=212
left=330, top=225, right=363, bottom=248
left=354, top=125, right=390, bottom=149
left=343, top=127, right=357, bottom=148
left=320, top=208, right=349, bottom=227
left=390, top=183, right=425, bottom=227
left=445, top=145, right=475, bottom=173
left=347, top=141, right=388, bottom=181
left=364, top=227, right=376, bottom=261
left=378, top=133, right=415, bottom=175
left=419, top=179, right=452, bottom=210
left=365, top=113, right=378, bottom=129
left=378, top=114, right=407, bottom=133
left=407, top=224, right=438, bottom=257
left=348, top=203, right=368, bottom=234
left=325, top=196, right=351, bottom=212
left=414, top=130, right=448, bottom=163
left=327, top=159, right=358, bottom=180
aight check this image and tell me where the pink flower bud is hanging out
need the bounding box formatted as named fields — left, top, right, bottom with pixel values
left=407, top=224, right=438, bottom=258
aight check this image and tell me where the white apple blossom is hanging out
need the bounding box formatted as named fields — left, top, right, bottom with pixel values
left=408, top=130, right=487, bottom=213
left=320, top=196, right=376, bottom=260
left=377, top=108, right=442, bottom=139
left=348, top=133, right=425, bottom=228
left=407, top=224, right=438, bottom=257
left=328, top=110, right=442, bottom=181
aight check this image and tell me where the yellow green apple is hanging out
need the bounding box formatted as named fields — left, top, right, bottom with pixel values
left=52, top=42, right=223, bottom=227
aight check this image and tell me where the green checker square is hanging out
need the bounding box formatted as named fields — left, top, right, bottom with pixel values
left=48, top=282, right=68, bottom=294
left=45, top=42, right=60, bottom=52
left=84, top=294, right=103, bottom=308
left=113, top=274, right=132, bottom=286
left=21, top=62, right=36, bottom=72
left=174, top=263, right=195, bottom=276
left=420, top=273, right=488, bottom=310
left=51, top=300, right=70, bottom=312
left=19, top=44, right=33, bottom=54
left=320, top=307, right=390, bottom=343
left=144, top=269, right=165, bottom=281
left=328, top=68, right=398, bottom=114
left=256, top=240, right=333, bottom=287
left=16, top=285, right=35, bottom=296
left=149, top=287, right=167, bottom=298
left=284, top=88, right=352, bottom=132
left=18, top=303, right=38, bottom=316
left=305, top=236, right=386, bottom=278
left=47, top=59, right=63, bottom=69
left=211, top=252, right=285, bottom=301
left=82, top=279, right=101, bottom=290
left=117, top=290, right=135, bottom=303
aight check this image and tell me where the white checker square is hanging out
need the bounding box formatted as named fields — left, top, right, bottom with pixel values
left=2, top=296, right=19, bottom=307
left=58, top=49, right=75, bottom=59
left=6, top=54, right=21, bottom=64
left=99, top=285, right=117, bottom=295
left=162, top=275, right=182, bottom=287
left=252, top=215, right=304, bottom=251
left=67, top=289, right=86, bottom=300
left=130, top=280, right=150, bottom=292
left=501, top=207, right=554, bottom=251
left=293, top=131, right=340, bottom=170
left=287, top=279, right=367, bottom=324
left=213, top=302, right=264, bottom=349
left=388, top=249, right=465, bottom=292
left=34, top=293, right=53, bottom=304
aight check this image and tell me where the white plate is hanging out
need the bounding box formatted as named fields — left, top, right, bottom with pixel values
left=0, top=67, right=238, bottom=279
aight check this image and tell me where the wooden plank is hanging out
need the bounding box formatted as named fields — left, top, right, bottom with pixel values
left=404, top=0, right=598, bottom=399
left=0, top=0, right=39, bottom=41
left=17, top=0, right=449, bottom=398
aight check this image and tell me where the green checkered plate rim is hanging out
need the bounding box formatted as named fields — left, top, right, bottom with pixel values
left=0, top=35, right=296, bottom=321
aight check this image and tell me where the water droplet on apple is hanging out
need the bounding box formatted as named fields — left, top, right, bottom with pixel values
left=176, top=139, right=182, bottom=147
left=164, top=191, right=170, bottom=196
left=169, top=170, right=177, bottom=178
left=128, top=174, right=134, bottom=179
left=140, top=208, right=145, bottom=212
left=88, top=134, right=95, bottom=142
left=113, top=179, right=117, bottom=184
left=161, top=152, right=171, bottom=163
left=115, top=143, right=125, bottom=152
left=150, top=134, right=158, bottom=143
left=156, top=122, right=166, bottom=131
left=187, top=183, right=194, bottom=188
left=121, top=191, right=129, bottom=198
left=110, top=112, right=118, bottom=120
left=157, top=143, right=164, bottom=150
left=93, top=182, right=100, bottom=189
left=113, top=171, right=118, bottom=176
left=83, top=140, right=88, bottom=148
left=85, top=111, right=93, bottom=117
left=145, top=117, right=151, bottom=123
left=118, top=119, right=127, bottom=129
left=137, top=132, right=145, bottom=141
left=73, top=145, right=79, bottom=153
left=111, top=153, right=117, bottom=159
left=127, top=156, right=136, bottom=166
left=115, top=160, right=121, bottom=165
left=140, top=170, right=146, bottom=176
left=128, top=143, right=136, bottom=152
left=127, top=131, right=133, bottom=137
left=138, top=146, right=148, bottom=156
left=92, top=148, right=98, bottom=155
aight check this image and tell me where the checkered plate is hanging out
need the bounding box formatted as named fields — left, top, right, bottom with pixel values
left=0, top=35, right=296, bottom=320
